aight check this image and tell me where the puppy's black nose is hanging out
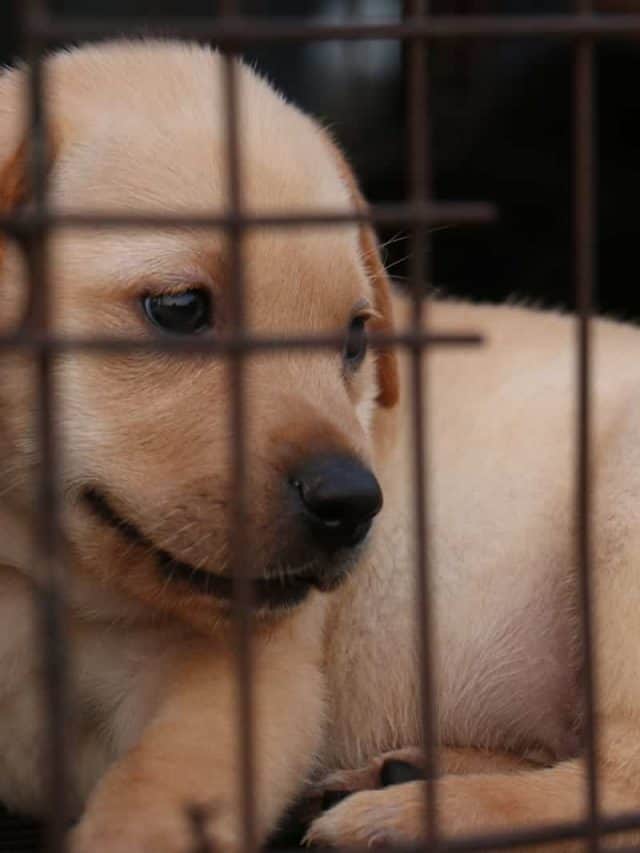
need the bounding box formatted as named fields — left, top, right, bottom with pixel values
left=290, top=455, right=382, bottom=549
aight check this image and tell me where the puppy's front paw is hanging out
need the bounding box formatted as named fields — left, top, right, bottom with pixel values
left=304, top=783, right=425, bottom=848
left=310, top=747, right=424, bottom=800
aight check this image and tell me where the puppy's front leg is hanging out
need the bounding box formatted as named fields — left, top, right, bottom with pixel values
left=72, top=608, right=325, bottom=853
left=306, top=749, right=640, bottom=850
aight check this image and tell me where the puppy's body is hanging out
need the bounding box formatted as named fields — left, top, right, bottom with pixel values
left=326, top=297, right=588, bottom=771
left=313, top=299, right=640, bottom=845
left=5, top=294, right=638, bottom=846
left=2, top=39, right=640, bottom=851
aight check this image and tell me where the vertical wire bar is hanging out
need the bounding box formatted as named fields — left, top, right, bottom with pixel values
left=404, top=1, right=439, bottom=849
left=219, top=2, right=256, bottom=851
left=575, top=1, right=600, bottom=851
left=21, top=1, right=70, bottom=851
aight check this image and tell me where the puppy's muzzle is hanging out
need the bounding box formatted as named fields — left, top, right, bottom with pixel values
left=289, top=454, right=382, bottom=553
left=82, top=455, right=382, bottom=612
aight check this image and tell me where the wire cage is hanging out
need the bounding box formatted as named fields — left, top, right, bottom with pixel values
left=2, top=0, right=639, bottom=851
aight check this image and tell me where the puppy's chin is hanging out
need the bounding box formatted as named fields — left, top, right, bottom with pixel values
left=155, top=551, right=332, bottom=613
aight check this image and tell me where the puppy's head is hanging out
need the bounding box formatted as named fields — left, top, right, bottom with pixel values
left=0, top=41, right=399, bottom=628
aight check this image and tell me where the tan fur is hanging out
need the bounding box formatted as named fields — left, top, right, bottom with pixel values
left=311, top=300, right=640, bottom=846
left=2, top=39, right=640, bottom=852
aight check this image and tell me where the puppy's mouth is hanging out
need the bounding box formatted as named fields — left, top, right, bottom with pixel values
left=82, top=487, right=340, bottom=610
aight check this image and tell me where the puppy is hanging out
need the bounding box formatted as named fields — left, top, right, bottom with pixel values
left=2, top=39, right=640, bottom=853
left=0, top=40, right=399, bottom=851
left=308, top=295, right=640, bottom=847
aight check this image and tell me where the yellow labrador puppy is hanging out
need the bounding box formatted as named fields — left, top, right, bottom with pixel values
left=0, top=39, right=638, bottom=851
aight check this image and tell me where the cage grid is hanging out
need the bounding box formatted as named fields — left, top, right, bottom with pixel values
left=1, top=0, right=634, bottom=851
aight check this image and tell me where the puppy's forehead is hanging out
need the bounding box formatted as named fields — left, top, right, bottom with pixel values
left=53, top=125, right=352, bottom=222
left=49, top=41, right=353, bottom=218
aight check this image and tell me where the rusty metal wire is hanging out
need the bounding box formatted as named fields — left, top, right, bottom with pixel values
left=218, top=1, right=257, bottom=848
left=4, top=2, right=632, bottom=852
left=25, top=13, right=640, bottom=43
left=21, top=3, right=71, bottom=853
left=0, top=201, right=498, bottom=231
left=403, top=1, right=439, bottom=850
left=0, top=329, right=483, bottom=355
left=574, top=2, right=600, bottom=851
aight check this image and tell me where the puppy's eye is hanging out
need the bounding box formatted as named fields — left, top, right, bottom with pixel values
left=344, top=316, right=368, bottom=370
left=142, top=289, right=211, bottom=335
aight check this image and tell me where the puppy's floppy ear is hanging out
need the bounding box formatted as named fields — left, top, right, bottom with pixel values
left=0, top=71, right=30, bottom=337
left=0, top=139, right=29, bottom=217
left=0, top=67, right=29, bottom=214
left=0, top=66, right=58, bottom=262
left=357, top=218, right=400, bottom=408
left=0, top=66, right=62, bottom=337
left=326, top=136, right=400, bottom=408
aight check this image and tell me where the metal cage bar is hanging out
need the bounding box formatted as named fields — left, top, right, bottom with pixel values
left=0, top=330, right=484, bottom=356
left=574, top=1, right=599, bottom=850
left=219, top=1, right=258, bottom=848
left=26, top=13, right=640, bottom=44
left=404, top=0, right=439, bottom=849
left=0, top=200, right=498, bottom=231
left=20, top=3, right=71, bottom=853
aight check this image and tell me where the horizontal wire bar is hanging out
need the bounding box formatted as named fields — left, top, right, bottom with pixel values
left=0, top=202, right=497, bottom=234
left=441, top=806, right=640, bottom=852
left=27, top=14, right=640, bottom=44
left=601, top=848, right=640, bottom=853
left=0, top=329, right=483, bottom=355
left=417, top=803, right=640, bottom=851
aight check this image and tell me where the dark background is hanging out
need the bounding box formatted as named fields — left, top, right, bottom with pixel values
left=1, top=0, right=639, bottom=849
